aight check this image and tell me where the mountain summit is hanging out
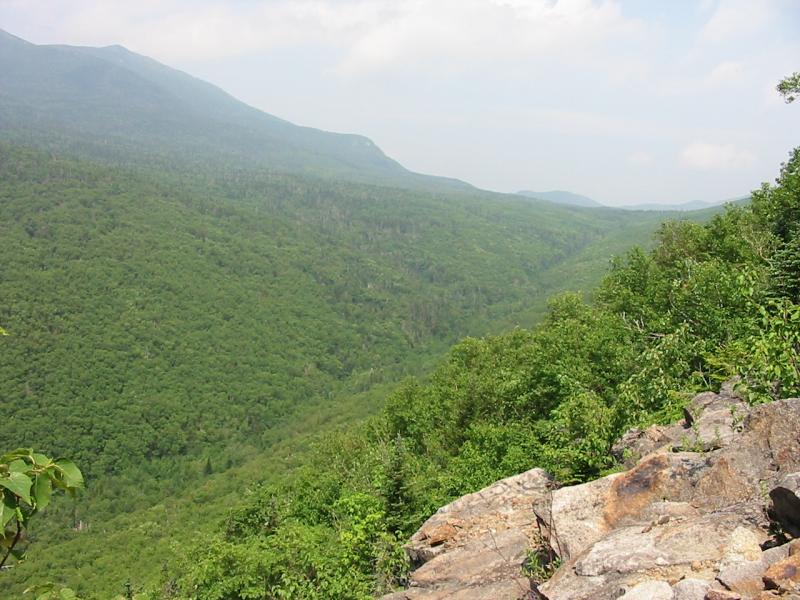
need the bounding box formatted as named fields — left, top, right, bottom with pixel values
left=0, top=29, right=466, bottom=190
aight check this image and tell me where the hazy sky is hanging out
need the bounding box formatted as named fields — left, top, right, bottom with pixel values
left=1, top=0, right=798, bottom=205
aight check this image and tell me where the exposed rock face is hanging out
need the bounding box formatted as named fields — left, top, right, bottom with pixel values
left=383, top=387, right=800, bottom=600
left=763, top=553, right=800, bottom=593
left=537, top=391, right=800, bottom=600
left=609, top=382, right=750, bottom=468
left=382, top=468, right=553, bottom=599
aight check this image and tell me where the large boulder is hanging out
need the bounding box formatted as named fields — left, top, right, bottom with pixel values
left=383, top=468, right=552, bottom=599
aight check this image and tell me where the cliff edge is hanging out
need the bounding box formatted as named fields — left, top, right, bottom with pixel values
left=382, top=384, right=800, bottom=600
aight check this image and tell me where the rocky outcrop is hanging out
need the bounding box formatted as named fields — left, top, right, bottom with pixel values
left=537, top=390, right=800, bottom=600
left=383, top=386, right=800, bottom=600
left=383, top=468, right=553, bottom=599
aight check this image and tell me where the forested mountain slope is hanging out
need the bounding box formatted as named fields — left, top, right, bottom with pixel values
left=0, top=143, right=685, bottom=480
left=0, top=143, right=700, bottom=597
left=0, top=30, right=465, bottom=190
left=167, top=148, right=799, bottom=600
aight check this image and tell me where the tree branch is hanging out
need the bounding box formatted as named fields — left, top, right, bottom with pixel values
left=0, top=520, right=22, bottom=570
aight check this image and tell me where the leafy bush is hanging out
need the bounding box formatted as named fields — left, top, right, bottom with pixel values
left=1, top=449, right=83, bottom=567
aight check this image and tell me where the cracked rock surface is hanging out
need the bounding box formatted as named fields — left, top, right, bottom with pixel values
left=382, top=468, right=553, bottom=599
left=382, top=387, right=800, bottom=600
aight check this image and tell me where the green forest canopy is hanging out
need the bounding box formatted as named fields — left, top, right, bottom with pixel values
left=0, top=142, right=688, bottom=597
left=1, top=44, right=794, bottom=600
left=1, top=144, right=797, bottom=597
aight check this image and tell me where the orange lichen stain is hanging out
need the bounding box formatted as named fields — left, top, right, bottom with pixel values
left=602, top=454, right=668, bottom=529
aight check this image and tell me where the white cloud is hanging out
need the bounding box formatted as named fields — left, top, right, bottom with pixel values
left=506, top=106, right=673, bottom=139
left=336, top=0, right=645, bottom=74
left=680, top=141, right=755, bottom=170
left=656, top=60, right=748, bottom=97
left=4, top=0, right=645, bottom=73
left=699, top=0, right=777, bottom=44
left=706, top=60, right=746, bottom=87
left=627, top=151, right=654, bottom=166
left=697, top=0, right=717, bottom=12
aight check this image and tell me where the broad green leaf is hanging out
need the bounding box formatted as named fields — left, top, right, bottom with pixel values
left=0, top=448, right=31, bottom=465
left=31, top=453, right=51, bottom=467
left=0, top=472, right=32, bottom=504
left=54, top=460, right=83, bottom=489
left=0, top=498, right=14, bottom=527
left=46, top=465, right=68, bottom=491
left=24, top=583, right=55, bottom=594
left=33, top=475, right=52, bottom=510
left=8, top=459, right=29, bottom=473
left=59, top=589, right=77, bottom=600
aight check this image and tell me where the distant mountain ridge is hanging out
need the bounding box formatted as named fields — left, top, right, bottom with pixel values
left=517, top=190, right=604, bottom=208
left=517, top=187, right=748, bottom=212
left=0, top=29, right=469, bottom=191
left=619, top=196, right=749, bottom=211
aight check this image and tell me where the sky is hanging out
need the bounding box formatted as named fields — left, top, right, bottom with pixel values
left=1, top=0, right=798, bottom=206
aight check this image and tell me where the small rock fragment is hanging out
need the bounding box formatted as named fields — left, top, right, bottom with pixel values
left=762, top=543, right=792, bottom=568
left=716, top=559, right=765, bottom=596
left=715, top=527, right=767, bottom=595
left=763, top=553, right=800, bottom=592
left=423, top=522, right=457, bottom=546
left=619, top=580, right=674, bottom=600
left=705, top=590, right=742, bottom=600
left=769, top=472, right=800, bottom=537
left=672, top=578, right=711, bottom=600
